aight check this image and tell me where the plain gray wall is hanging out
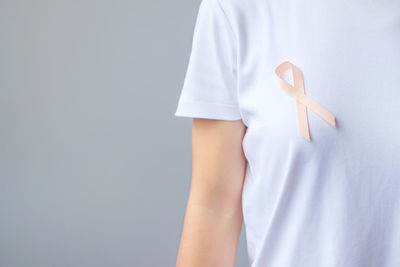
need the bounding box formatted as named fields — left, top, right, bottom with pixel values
left=0, top=0, right=249, bottom=266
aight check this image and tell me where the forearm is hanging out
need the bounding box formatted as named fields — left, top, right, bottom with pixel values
left=176, top=192, right=243, bottom=267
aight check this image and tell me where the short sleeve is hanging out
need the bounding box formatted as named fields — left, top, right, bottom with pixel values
left=174, top=0, right=242, bottom=120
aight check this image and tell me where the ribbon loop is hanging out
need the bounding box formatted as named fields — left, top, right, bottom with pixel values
left=275, top=61, right=336, bottom=141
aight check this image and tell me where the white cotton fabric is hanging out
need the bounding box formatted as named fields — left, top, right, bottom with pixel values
left=174, top=0, right=400, bottom=266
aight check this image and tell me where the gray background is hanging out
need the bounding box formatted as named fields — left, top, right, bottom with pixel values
left=0, top=0, right=249, bottom=266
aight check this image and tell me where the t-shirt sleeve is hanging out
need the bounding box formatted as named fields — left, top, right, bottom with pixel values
left=174, top=0, right=242, bottom=120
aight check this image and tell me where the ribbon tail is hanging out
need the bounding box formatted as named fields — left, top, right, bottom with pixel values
left=296, top=100, right=311, bottom=141
left=299, top=95, right=336, bottom=128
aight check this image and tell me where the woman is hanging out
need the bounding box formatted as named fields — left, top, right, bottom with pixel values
left=174, top=0, right=400, bottom=266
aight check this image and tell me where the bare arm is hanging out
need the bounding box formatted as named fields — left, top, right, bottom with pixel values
left=176, top=118, right=247, bottom=267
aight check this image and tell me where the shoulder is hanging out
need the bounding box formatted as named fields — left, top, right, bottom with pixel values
left=214, top=0, right=266, bottom=24
left=210, top=0, right=265, bottom=36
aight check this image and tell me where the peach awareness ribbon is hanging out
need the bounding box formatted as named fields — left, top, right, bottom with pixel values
left=274, top=61, right=336, bottom=141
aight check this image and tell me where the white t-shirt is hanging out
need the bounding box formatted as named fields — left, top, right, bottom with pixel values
left=174, top=0, right=400, bottom=266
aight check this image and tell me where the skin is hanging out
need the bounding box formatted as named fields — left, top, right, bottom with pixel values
left=176, top=118, right=247, bottom=267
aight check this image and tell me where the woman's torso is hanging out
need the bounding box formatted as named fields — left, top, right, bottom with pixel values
left=223, top=0, right=400, bottom=266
